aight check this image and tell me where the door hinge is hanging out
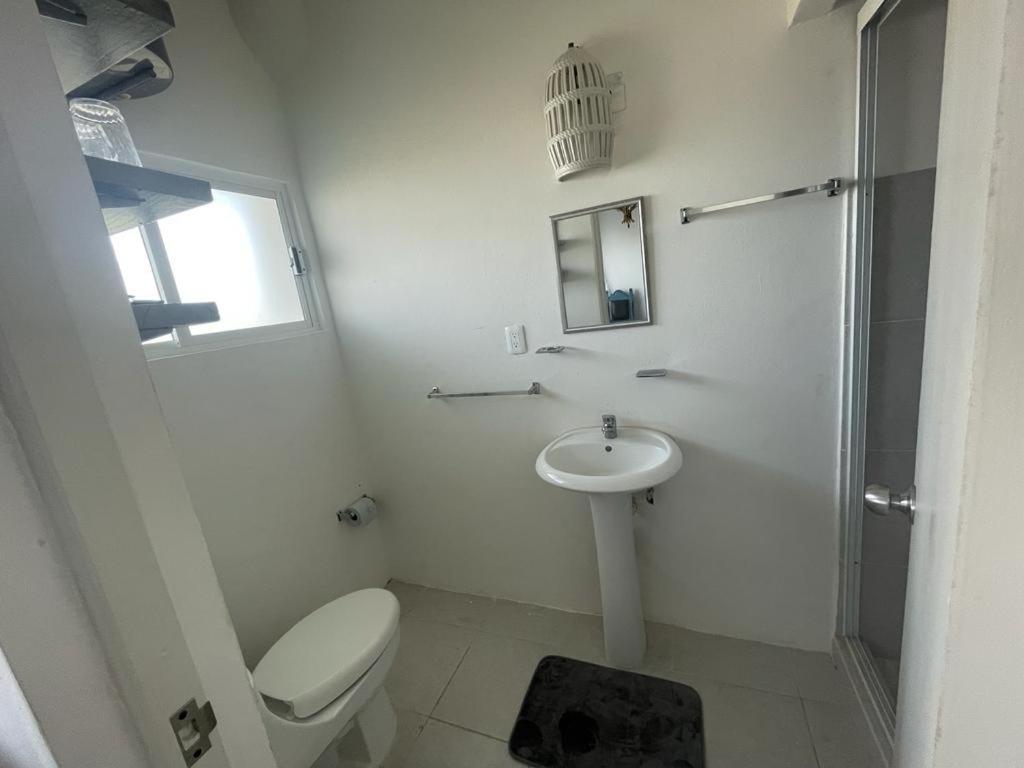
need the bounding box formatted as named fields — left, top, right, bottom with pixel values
left=289, top=246, right=307, bottom=276
left=170, top=698, right=218, bottom=766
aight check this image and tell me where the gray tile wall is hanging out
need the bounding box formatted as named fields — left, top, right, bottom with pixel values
left=859, top=168, right=935, bottom=665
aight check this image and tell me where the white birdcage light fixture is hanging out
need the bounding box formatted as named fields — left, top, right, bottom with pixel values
left=544, top=42, right=615, bottom=181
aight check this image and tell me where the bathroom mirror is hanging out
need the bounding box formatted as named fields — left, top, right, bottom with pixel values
left=551, top=197, right=651, bottom=333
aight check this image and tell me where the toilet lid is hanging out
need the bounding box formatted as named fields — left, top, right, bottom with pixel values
left=252, top=588, right=399, bottom=718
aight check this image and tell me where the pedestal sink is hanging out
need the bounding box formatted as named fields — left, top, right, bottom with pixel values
left=536, top=425, right=682, bottom=668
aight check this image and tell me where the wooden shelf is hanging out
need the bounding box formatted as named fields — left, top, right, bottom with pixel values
left=39, top=0, right=174, bottom=94
left=85, top=156, right=212, bottom=234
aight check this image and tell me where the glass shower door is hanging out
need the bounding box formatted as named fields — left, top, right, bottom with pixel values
left=848, top=0, right=948, bottom=707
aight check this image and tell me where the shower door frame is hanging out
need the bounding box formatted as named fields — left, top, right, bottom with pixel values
left=835, top=0, right=910, bottom=761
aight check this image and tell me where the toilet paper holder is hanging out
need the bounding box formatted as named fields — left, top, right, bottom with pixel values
left=338, top=495, right=377, bottom=526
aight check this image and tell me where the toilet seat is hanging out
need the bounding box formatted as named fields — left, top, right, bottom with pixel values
left=253, top=588, right=399, bottom=718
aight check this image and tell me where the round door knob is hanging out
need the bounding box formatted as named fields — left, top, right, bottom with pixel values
left=864, top=483, right=916, bottom=523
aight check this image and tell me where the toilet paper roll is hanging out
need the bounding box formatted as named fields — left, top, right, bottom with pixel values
left=339, top=496, right=377, bottom=527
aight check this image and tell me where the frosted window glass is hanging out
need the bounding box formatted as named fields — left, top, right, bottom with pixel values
left=110, top=228, right=160, bottom=301
left=157, top=189, right=303, bottom=335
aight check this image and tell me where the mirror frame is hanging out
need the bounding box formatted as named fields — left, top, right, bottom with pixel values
left=550, top=196, right=652, bottom=334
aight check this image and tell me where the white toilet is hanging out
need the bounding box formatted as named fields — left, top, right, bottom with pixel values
left=249, top=588, right=401, bottom=768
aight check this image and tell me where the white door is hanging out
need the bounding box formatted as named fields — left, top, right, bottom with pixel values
left=0, top=2, right=277, bottom=767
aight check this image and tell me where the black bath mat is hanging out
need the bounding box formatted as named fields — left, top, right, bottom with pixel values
left=509, top=656, right=704, bottom=768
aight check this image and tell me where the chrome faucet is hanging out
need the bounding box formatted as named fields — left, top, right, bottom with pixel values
left=602, top=414, right=617, bottom=439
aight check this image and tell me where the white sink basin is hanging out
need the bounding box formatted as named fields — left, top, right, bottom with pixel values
left=535, top=424, right=682, bottom=669
left=536, top=426, right=682, bottom=494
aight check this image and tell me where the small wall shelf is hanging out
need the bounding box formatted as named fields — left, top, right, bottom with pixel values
left=39, top=0, right=175, bottom=94
left=85, top=156, right=212, bottom=234
left=84, top=158, right=217, bottom=341
left=131, top=300, right=218, bottom=341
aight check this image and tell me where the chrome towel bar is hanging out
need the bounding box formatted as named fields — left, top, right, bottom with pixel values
left=680, top=178, right=842, bottom=224
left=427, top=382, right=542, bottom=399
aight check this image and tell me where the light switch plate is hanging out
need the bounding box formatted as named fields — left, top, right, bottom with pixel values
left=505, top=324, right=527, bottom=355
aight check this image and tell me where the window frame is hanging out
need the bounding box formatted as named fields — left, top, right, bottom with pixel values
left=130, top=153, right=322, bottom=359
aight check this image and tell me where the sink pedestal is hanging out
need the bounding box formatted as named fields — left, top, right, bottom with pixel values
left=588, top=492, right=646, bottom=668
left=536, top=425, right=681, bottom=670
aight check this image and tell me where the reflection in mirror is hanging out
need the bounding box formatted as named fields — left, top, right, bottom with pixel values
left=551, top=198, right=650, bottom=333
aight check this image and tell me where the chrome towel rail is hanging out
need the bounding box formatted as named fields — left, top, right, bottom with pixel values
left=427, top=382, right=542, bottom=399
left=680, top=178, right=842, bottom=224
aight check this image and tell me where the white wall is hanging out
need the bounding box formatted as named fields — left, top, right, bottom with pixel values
left=118, top=0, right=389, bottom=664
left=0, top=405, right=148, bottom=768
left=896, top=0, right=1024, bottom=764
left=236, top=0, right=859, bottom=651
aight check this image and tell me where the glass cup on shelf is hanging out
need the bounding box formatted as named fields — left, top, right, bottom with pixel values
left=68, top=98, right=142, bottom=166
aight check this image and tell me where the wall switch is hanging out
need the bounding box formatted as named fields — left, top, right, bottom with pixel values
left=505, top=324, right=527, bottom=355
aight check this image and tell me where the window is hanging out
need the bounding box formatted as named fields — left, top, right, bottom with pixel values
left=109, top=160, right=317, bottom=354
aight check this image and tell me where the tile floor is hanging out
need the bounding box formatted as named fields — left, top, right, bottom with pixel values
left=381, top=581, right=882, bottom=768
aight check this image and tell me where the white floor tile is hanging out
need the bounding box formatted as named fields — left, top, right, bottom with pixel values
left=386, top=581, right=427, bottom=616
left=642, top=621, right=679, bottom=673
left=788, top=648, right=856, bottom=704
left=479, top=599, right=583, bottom=648
left=386, top=618, right=476, bottom=715
left=701, top=681, right=818, bottom=768
left=804, top=699, right=885, bottom=768
left=381, top=709, right=427, bottom=768
left=553, top=611, right=606, bottom=665
left=432, top=633, right=550, bottom=740
left=671, top=628, right=800, bottom=696
left=648, top=664, right=717, bottom=693
left=401, top=720, right=518, bottom=768
left=387, top=584, right=875, bottom=768
left=403, top=586, right=496, bottom=631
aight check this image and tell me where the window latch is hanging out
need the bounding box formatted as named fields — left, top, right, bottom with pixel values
left=289, top=247, right=307, bottom=277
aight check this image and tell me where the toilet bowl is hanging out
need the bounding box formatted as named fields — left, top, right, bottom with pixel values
left=249, top=588, right=401, bottom=768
